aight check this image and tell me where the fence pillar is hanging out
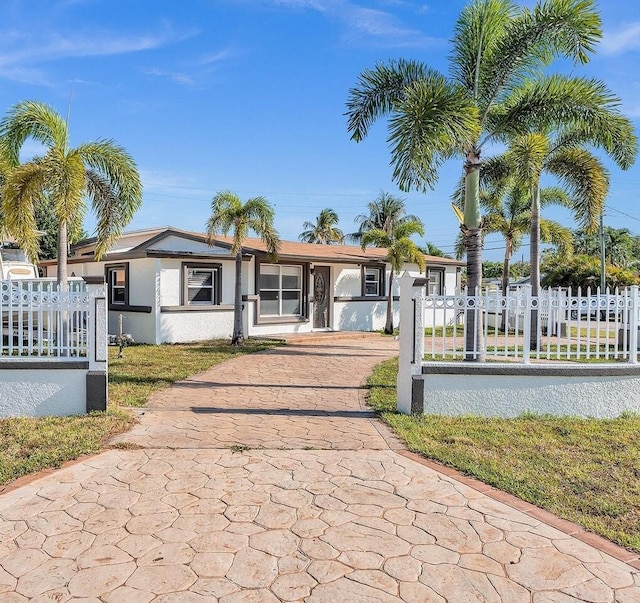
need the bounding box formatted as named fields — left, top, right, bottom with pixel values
left=398, top=272, right=426, bottom=414
left=84, top=277, right=108, bottom=412
left=630, top=286, right=639, bottom=365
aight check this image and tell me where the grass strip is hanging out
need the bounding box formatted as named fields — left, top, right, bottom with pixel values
left=366, top=357, right=640, bottom=552
left=0, top=409, right=133, bottom=487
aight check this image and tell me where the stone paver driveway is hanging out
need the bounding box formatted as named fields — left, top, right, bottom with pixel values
left=1, top=336, right=639, bottom=602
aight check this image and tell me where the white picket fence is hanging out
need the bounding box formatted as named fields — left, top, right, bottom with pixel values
left=1, top=278, right=96, bottom=358
left=421, top=284, right=639, bottom=363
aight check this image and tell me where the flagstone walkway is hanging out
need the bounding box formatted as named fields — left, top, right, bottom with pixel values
left=1, top=336, right=639, bottom=602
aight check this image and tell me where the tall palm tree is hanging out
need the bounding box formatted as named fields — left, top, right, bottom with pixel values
left=346, top=0, right=631, bottom=358
left=299, top=208, right=344, bottom=244
left=0, top=100, right=142, bottom=288
left=360, top=219, right=425, bottom=334
left=351, top=192, right=420, bottom=242
left=206, top=191, right=280, bottom=346
left=494, top=130, right=634, bottom=296
left=483, top=185, right=572, bottom=297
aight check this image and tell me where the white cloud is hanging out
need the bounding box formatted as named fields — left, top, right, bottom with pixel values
left=600, top=22, right=640, bottom=55
left=199, top=47, right=238, bottom=66
left=265, top=0, right=442, bottom=48
left=143, top=67, right=195, bottom=86
left=0, top=25, right=198, bottom=85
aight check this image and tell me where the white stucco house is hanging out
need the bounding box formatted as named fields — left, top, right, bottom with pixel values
left=41, top=227, right=463, bottom=344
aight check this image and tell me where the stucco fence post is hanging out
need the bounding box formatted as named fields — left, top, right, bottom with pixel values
left=397, top=273, right=426, bottom=414
left=84, top=276, right=108, bottom=412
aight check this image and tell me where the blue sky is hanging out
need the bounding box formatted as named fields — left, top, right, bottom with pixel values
left=1, top=0, right=639, bottom=261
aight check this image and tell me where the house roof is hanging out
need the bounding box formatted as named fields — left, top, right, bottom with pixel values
left=41, top=227, right=464, bottom=268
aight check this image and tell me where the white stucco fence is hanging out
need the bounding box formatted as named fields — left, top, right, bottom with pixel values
left=0, top=362, right=89, bottom=417
left=0, top=278, right=108, bottom=417
left=416, top=363, right=640, bottom=418
left=397, top=273, right=640, bottom=418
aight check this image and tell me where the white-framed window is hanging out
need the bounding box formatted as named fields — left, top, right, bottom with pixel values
left=427, top=269, right=444, bottom=295
left=183, top=263, right=221, bottom=305
left=363, top=266, right=384, bottom=297
left=106, top=264, right=127, bottom=307
left=259, top=264, right=302, bottom=317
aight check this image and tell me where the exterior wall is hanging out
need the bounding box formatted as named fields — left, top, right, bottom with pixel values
left=109, top=258, right=157, bottom=344
left=158, top=257, right=237, bottom=343
left=418, top=363, right=640, bottom=419
left=160, top=309, right=235, bottom=343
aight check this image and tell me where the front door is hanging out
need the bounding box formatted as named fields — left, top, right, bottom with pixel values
left=313, top=266, right=330, bottom=328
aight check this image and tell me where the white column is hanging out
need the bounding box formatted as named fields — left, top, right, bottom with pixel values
left=397, top=272, right=425, bottom=414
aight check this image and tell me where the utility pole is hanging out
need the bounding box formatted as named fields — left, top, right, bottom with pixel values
left=599, top=211, right=606, bottom=291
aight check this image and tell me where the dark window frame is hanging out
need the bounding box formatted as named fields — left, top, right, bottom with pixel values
left=182, top=262, right=222, bottom=306
left=427, top=268, right=445, bottom=295
left=361, top=264, right=386, bottom=297
left=255, top=260, right=309, bottom=323
left=105, top=263, right=129, bottom=309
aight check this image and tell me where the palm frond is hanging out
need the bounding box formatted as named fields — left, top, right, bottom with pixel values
left=2, top=161, right=45, bottom=260
left=388, top=76, right=478, bottom=191
left=207, top=190, right=242, bottom=242
left=480, top=0, right=601, bottom=120
left=346, top=59, right=436, bottom=143
left=540, top=186, right=572, bottom=208
left=451, top=0, right=516, bottom=101
left=0, top=100, right=68, bottom=165
left=540, top=218, right=573, bottom=254
left=545, top=147, right=609, bottom=232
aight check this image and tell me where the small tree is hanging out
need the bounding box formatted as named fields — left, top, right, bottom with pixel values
left=206, top=191, right=280, bottom=346
left=360, top=220, right=425, bottom=334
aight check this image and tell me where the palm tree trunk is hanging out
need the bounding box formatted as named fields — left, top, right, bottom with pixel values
left=529, top=183, right=541, bottom=350
left=57, top=221, right=69, bottom=355
left=57, top=221, right=69, bottom=291
left=500, top=240, right=512, bottom=332
left=464, top=153, right=484, bottom=361
left=385, top=267, right=394, bottom=335
left=231, top=250, right=244, bottom=346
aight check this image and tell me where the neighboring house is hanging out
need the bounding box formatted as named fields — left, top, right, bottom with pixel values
left=41, top=227, right=463, bottom=344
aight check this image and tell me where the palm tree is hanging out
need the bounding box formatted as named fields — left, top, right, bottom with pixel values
left=299, top=208, right=344, bottom=244
left=206, top=191, right=280, bottom=346
left=360, top=219, right=425, bottom=334
left=495, top=130, right=634, bottom=296
left=0, top=100, right=142, bottom=288
left=484, top=185, right=572, bottom=296
left=351, top=192, right=420, bottom=242
left=346, top=0, right=632, bottom=358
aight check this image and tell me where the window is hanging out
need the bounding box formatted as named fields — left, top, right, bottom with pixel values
left=259, top=264, right=302, bottom=317
left=427, top=269, right=444, bottom=295
left=362, top=266, right=384, bottom=297
left=183, top=263, right=221, bottom=305
left=106, top=264, right=128, bottom=307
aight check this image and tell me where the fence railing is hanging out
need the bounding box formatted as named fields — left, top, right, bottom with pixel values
left=0, top=278, right=104, bottom=359
left=417, top=281, right=639, bottom=364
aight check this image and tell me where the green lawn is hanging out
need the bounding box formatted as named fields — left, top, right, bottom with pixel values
left=0, top=338, right=283, bottom=487
left=367, top=357, right=640, bottom=552
left=0, top=409, right=134, bottom=487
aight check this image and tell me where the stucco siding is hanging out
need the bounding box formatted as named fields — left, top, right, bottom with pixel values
left=333, top=300, right=391, bottom=331
left=0, top=368, right=87, bottom=417
left=419, top=364, right=640, bottom=418
left=159, top=310, right=235, bottom=343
